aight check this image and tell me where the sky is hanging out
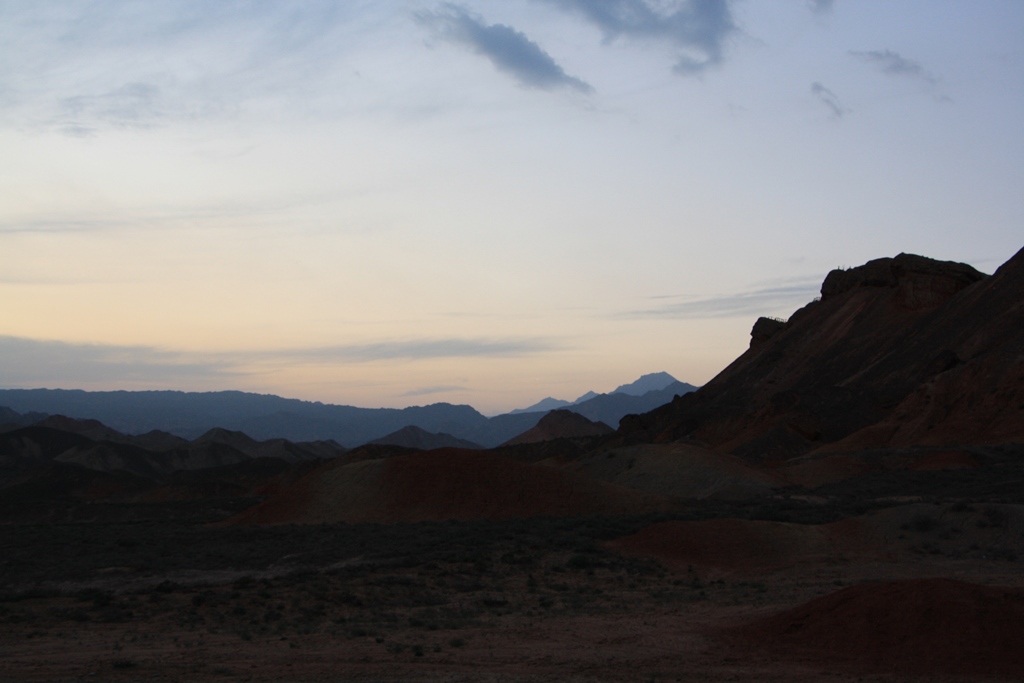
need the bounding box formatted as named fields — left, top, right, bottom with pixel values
left=1, top=0, right=1022, bottom=414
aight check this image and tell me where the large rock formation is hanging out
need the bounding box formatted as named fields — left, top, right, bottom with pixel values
left=620, top=248, right=1023, bottom=459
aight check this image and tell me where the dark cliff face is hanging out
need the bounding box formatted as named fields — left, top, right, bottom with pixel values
left=820, top=253, right=985, bottom=309
left=750, top=317, right=786, bottom=349
left=620, top=248, right=1023, bottom=460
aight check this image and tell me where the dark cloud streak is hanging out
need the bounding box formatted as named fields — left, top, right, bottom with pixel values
left=541, top=0, right=736, bottom=76
left=811, top=81, right=848, bottom=118
left=418, top=4, right=592, bottom=93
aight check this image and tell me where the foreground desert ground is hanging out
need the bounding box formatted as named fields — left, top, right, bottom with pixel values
left=3, top=485, right=1024, bottom=682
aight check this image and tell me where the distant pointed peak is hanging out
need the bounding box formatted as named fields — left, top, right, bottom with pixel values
left=612, top=372, right=679, bottom=396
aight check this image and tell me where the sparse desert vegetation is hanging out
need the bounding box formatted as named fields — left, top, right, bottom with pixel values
left=2, top=486, right=1024, bottom=681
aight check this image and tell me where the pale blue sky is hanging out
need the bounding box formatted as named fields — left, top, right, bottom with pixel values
left=1, top=1, right=1021, bottom=413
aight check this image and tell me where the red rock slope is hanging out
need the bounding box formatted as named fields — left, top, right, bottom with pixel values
left=725, top=578, right=1024, bottom=677
left=621, top=248, right=1024, bottom=459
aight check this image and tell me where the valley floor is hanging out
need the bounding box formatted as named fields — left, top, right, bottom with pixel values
left=2, top=500, right=1024, bottom=682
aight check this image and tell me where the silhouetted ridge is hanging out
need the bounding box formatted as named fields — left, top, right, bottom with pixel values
left=0, top=377, right=696, bottom=446
left=821, top=253, right=984, bottom=303
left=619, top=248, right=1022, bottom=459
left=369, top=425, right=482, bottom=450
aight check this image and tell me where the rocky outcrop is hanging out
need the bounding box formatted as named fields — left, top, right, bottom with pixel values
left=821, top=253, right=985, bottom=309
left=750, top=317, right=786, bottom=348
left=619, top=247, right=1023, bottom=459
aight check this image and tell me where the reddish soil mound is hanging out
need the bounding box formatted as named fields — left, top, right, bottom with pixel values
left=227, top=448, right=666, bottom=524
left=909, top=448, right=978, bottom=470
left=725, top=578, right=1024, bottom=677
left=567, top=443, right=781, bottom=499
left=606, top=519, right=834, bottom=576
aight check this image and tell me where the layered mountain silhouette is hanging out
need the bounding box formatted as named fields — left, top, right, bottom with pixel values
left=509, top=372, right=694, bottom=414
left=0, top=373, right=696, bottom=447
left=0, top=415, right=342, bottom=484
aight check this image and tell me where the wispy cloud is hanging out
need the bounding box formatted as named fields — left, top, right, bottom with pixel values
left=0, top=192, right=346, bottom=236
left=264, top=338, right=565, bottom=363
left=850, top=49, right=938, bottom=85
left=0, top=335, right=563, bottom=389
left=541, top=0, right=737, bottom=76
left=0, top=336, right=234, bottom=386
left=55, top=82, right=166, bottom=135
left=401, top=385, right=469, bottom=397
left=811, top=81, right=848, bottom=118
left=0, top=2, right=366, bottom=134
left=417, top=4, right=593, bottom=93
left=622, top=280, right=821, bottom=319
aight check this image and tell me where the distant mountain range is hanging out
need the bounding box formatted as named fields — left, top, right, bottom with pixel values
left=509, top=372, right=693, bottom=413
left=0, top=373, right=697, bottom=449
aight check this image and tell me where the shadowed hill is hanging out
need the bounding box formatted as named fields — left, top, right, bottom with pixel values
left=368, top=425, right=483, bottom=450
left=620, top=249, right=1024, bottom=459
left=503, top=409, right=613, bottom=445
left=564, top=443, right=781, bottom=500
left=725, top=578, right=1024, bottom=677
left=0, top=415, right=344, bottom=481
